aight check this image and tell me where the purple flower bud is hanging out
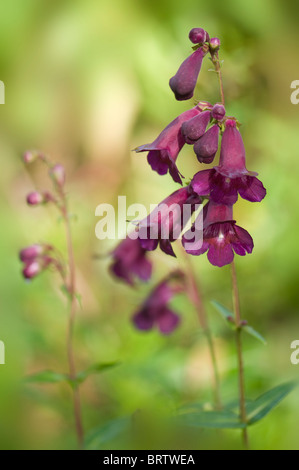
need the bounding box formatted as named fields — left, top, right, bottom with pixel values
left=193, top=124, right=220, bottom=164
left=188, top=28, right=208, bottom=44
left=182, top=201, right=253, bottom=267
left=26, top=192, right=45, bottom=205
left=134, top=107, right=201, bottom=184
left=110, top=237, right=152, bottom=286
left=209, top=37, right=221, bottom=51
left=19, top=244, right=51, bottom=262
left=23, top=150, right=41, bottom=164
left=181, top=110, right=211, bottom=144
left=132, top=273, right=184, bottom=334
left=169, top=45, right=208, bottom=101
left=211, top=104, right=226, bottom=121
left=49, top=164, right=65, bottom=187
left=23, top=261, right=41, bottom=279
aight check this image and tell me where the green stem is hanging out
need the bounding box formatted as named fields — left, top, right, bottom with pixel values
left=211, top=51, right=225, bottom=106
left=231, top=260, right=249, bottom=450
left=183, top=250, right=222, bottom=409
left=62, top=197, right=84, bottom=449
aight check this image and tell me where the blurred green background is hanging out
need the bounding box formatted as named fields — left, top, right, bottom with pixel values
left=1, top=0, right=299, bottom=450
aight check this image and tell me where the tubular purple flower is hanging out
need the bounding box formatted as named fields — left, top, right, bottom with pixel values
left=169, top=44, right=209, bottom=101
left=193, top=124, right=220, bottom=164
left=181, top=110, right=211, bottom=144
left=134, top=107, right=201, bottom=184
left=191, top=119, right=266, bottom=204
left=110, top=236, right=152, bottom=286
left=138, top=186, right=202, bottom=257
left=182, top=201, right=253, bottom=267
left=132, top=271, right=184, bottom=334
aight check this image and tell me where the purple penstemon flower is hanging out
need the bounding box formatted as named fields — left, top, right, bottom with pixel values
left=182, top=201, right=253, bottom=267
left=110, top=236, right=152, bottom=286
left=138, top=186, right=202, bottom=257
left=134, top=106, right=202, bottom=184
left=19, top=244, right=54, bottom=279
left=169, top=41, right=209, bottom=101
left=191, top=119, right=266, bottom=205
left=132, top=271, right=184, bottom=334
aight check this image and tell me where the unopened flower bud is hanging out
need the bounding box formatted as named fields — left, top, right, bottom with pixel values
left=49, top=164, right=65, bottom=187
left=19, top=244, right=52, bottom=262
left=211, top=104, right=226, bottom=121
left=26, top=192, right=45, bottom=205
left=23, top=261, right=42, bottom=279
left=189, top=28, right=207, bottom=44
left=209, top=37, right=221, bottom=52
left=23, top=150, right=41, bottom=164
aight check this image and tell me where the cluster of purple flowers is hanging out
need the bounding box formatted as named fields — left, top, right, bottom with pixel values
left=111, top=28, right=266, bottom=332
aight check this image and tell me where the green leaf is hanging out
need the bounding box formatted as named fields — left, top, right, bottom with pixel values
left=247, top=382, right=296, bottom=425
left=73, top=361, right=120, bottom=386
left=85, top=417, right=130, bottom=450
left=243, top=325, right=267, bottom=345
left=25, top=370, right=68, bottom=384
left=211, top=300, right=234, bottom=325
left=177, top=410, right=246, bottom=429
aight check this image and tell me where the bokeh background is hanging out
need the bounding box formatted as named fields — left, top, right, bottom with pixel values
left=1, top=0, right=299, bottom=450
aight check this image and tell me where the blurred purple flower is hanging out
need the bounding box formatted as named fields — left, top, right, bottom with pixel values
left=193, top=124, right=220, bottom=164
left=182, top=201, right=253, bottom=267
left=134, top=107, right=201, bottom=184
left=132, top=271, right=184, bottom=334
left=110, top=236, right=152, bottom=286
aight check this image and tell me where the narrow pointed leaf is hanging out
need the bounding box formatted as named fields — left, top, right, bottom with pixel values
left=25, top=370, right=68, bottom=384
left=85, top=417, right=130, bottom=450
left=211, top=300, right=234, bottom=326
left=247, top=382, right=296, bottom=425
left=243, top=325, right=267, bottom=345
left=74, top=361, right=120, bottom=385
left=177, top=410, right=246, bottom=429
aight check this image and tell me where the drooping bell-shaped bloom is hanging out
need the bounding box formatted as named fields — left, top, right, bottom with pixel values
left=110, top=236, right=152, bottom=286
left=134, top=107, right=202, bottom=184
left=193, top=124, right=220, bottom=164
left=132, top=271, right=184, bottom=334
left=169, top=44, right=209, bottom=101
left=182, top=201, right=253, bottom=267
left=191, top=119, right=266, bottom=205
left=138, top=186, right=202, bottom=257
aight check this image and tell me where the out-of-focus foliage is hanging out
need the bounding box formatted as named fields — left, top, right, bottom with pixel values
left=0, top=0, right=299, bottom=449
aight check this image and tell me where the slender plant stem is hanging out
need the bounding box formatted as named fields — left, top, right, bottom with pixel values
left=231, top=260, right=249, bottom=450
left=212, top=51, right=225, bottom=106
left=62, top=197, right=84, bottom=449
left=182, top=249, right=222, bottom=409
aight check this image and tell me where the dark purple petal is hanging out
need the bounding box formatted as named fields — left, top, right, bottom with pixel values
left=132, top=256, right=152, bottom=281
left=193, top=125, right=220, bottom=164
left=139, top=237, right=159, bottom=252
left=191, top=169, right=211, bottom=196
left=147, top=150, right=169, bottom=176
left=181, top=110, right=210, bottom=144
left=209, top=172, right=239, bottom=205
left=133, top=309, right=154, bottom=331
left=110, top=260, right=134, bottom=285
left=238, top=176, right=266, bottom=202
left=157, top=307, right=180, bottom=334
left=159, top=239, right=176, bottom=257
left=232, top=225, right=254, bottom=255
left=207, top=242, right=234, bottom=267
left=169, top=47, right=206, bottom=101
left=218, top=119, right=247, bottom=175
